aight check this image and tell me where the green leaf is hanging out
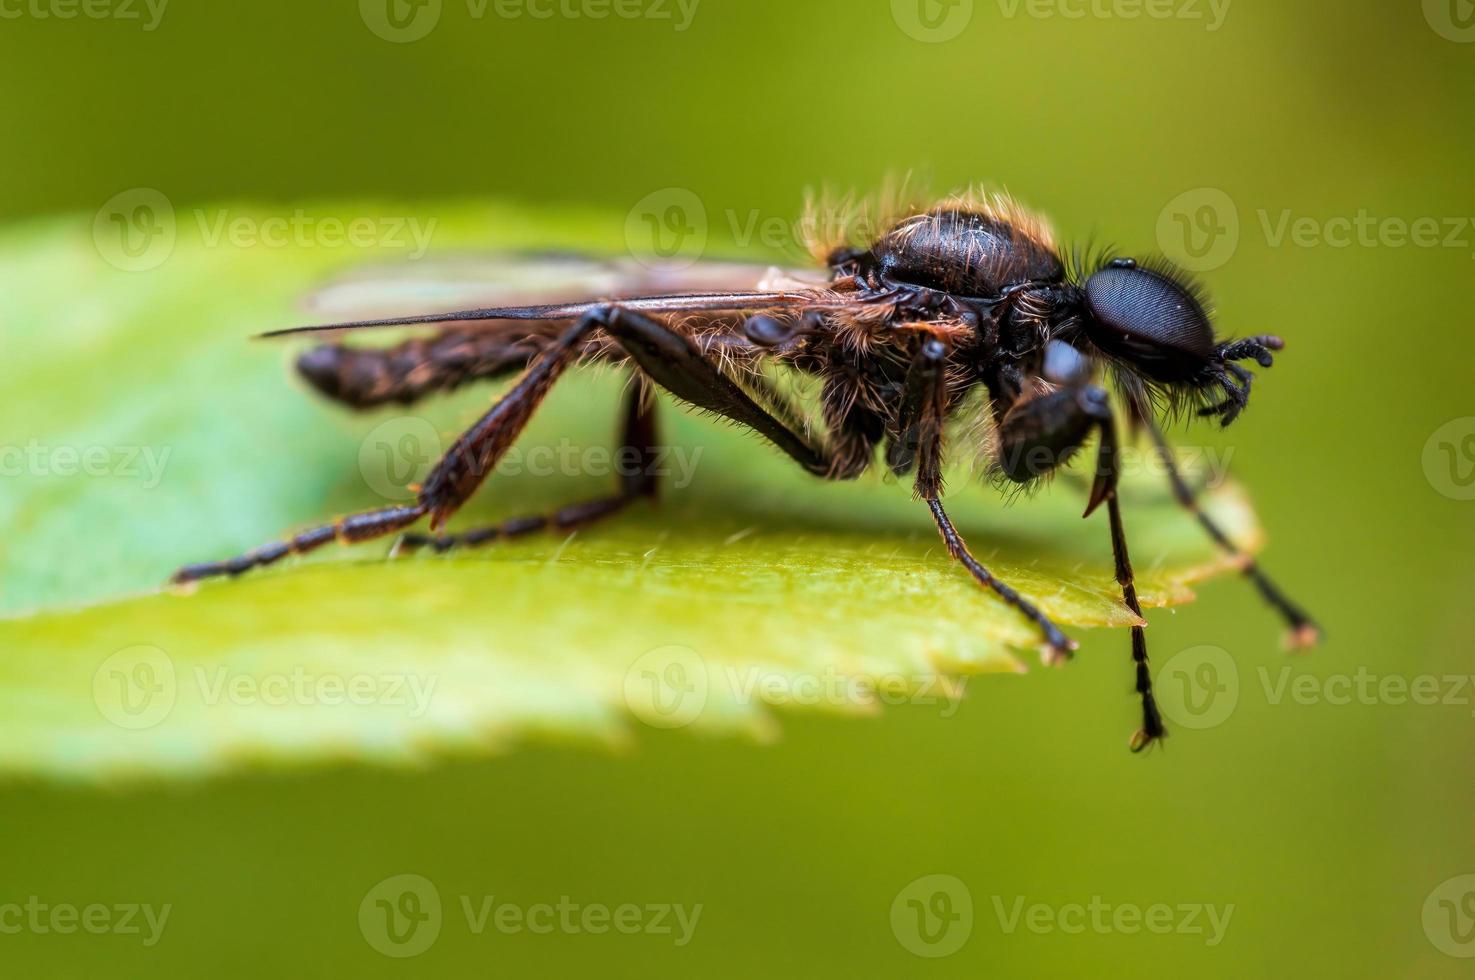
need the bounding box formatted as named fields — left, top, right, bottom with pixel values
left=0, top=202, right=1261, bottom=781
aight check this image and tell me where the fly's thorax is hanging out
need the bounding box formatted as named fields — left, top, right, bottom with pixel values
left=868, top=207, right=1065, bottom=298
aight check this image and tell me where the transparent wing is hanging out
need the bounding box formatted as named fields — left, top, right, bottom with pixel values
left=280, top=252, right=834, bottom=338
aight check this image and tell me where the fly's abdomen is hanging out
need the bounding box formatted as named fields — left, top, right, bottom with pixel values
left=871, top=206, right=1064, bottom=297
left=296, top=329, right=547, bottom=409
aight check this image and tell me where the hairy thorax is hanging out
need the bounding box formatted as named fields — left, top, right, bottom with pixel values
left=868, top=206, right=1065, bottom=298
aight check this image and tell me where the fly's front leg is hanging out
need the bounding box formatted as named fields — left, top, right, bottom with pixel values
left=995, top=380, right=1166, bottom=751
left=894, top=337, right=1077, bottom=660
left=1142, top=416, right=1320, bottom=649
left=994, top=385, right=1108, bottom=488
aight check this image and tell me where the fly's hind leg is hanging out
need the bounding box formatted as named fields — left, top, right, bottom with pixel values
left=171, top=311, right=603, bottom=585
left=400, top=300, right=837, bottom=552
left=171, top=505, right=428, bottom=584
left=398, top=383, right=661, bottom=554
left=172, top=304, right=828, bottom=585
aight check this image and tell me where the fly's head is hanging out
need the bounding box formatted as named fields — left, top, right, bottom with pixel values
left=1057, top=257, right=1283, bottom=426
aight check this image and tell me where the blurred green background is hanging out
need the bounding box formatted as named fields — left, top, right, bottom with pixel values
left=2, top=1, right=1473, bottom=977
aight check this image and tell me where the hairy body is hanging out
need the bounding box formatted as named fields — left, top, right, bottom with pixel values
left=174, top=191, right=1319, bottom=751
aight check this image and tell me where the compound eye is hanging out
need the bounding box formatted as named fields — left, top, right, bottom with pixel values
left=1083, top=264, right=1215, bottom=381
